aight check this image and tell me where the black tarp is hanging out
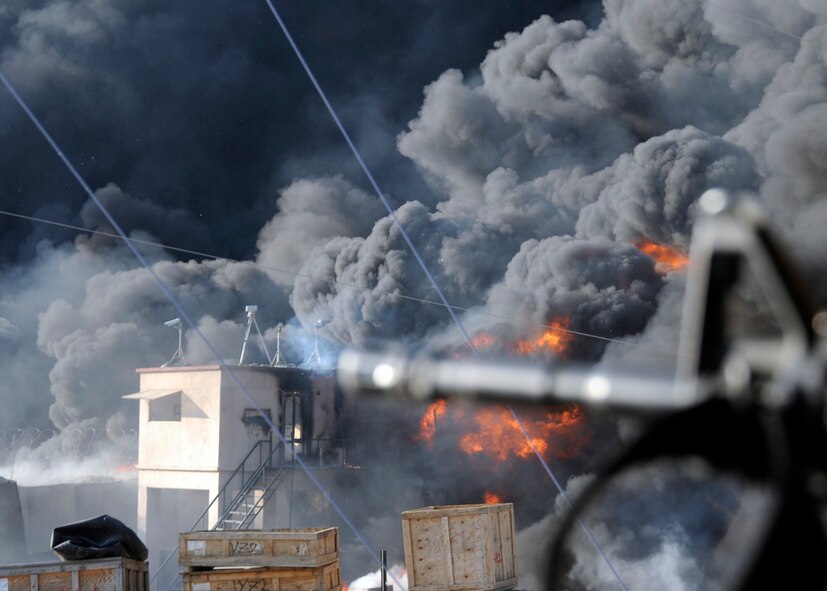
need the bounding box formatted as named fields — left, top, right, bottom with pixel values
left=51, top=514, right=148, bottom=561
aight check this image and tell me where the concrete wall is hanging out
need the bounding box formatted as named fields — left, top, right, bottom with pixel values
left=216, top=367, right=281, bottom=470
left=134, top=365, right=285, bottom=473
left=146, top=487, right=208, bottom=591
left=0, top=479, right=27, bottom=565
left=132, top=365, right=288, bottom=532
left=136, top=366, right=223, bottom=471
left=129, top=364, right=343, bottom=590
left=137, top=470, right=219, bottom=536
left=17, top=479, right=138, bottom=560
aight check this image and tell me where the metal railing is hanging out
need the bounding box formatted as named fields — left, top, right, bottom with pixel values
left=214, top=438, right=286, bottom=530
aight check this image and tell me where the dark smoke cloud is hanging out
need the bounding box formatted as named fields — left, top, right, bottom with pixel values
left=78, top=184, right=212, bottom=252
left=0, top=0, right=584, bottom=264
left=0, top=0, right=826, bottom=586
left=0, top=0, right=588, bottom=433
left=257, top=3, right=825, bottom=584
left=286, top=200, right=475, bottom=346
left=484, top=237, right=662, bottom=360
left=574, top=126, right=758, bottom=247
left=256, top=176, right=387, bottom=287
left=0, top=0, right=820, bottom=443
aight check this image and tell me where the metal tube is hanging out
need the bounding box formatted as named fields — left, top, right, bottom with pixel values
left=239, top=319, right=253, bottom=364
left=380, top=550, right=387, bottom=591
left=337, top=348, right=700, bottom=412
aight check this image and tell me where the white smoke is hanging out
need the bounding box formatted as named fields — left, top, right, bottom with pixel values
left=348, top=564, right=408, bottom=591
left=0, top=447, right=136, bottom=487
left=517, top=465, right=774, bottom=591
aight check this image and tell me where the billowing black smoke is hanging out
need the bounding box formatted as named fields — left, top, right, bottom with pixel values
left=1, top=0, right=826, bottom=587
left=0, top=0, right=587, bottom=433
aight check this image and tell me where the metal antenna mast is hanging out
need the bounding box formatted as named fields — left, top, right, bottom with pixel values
left=301, top=318, right=328, bottom=369
left=271, top=322, right=290, bottom=367
left=162, top=317, right=185, bottom=367
left=239, top=305, right=273, bottom=365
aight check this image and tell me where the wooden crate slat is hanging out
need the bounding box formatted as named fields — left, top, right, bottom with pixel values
left=489, top=512, right=502, bottom=584
left=180, top=530, right=338, bottom=569
left=499, top=510, right=515, bottom=581
left=0, top=559, right=147, bottom=591
left=402, top=504, right=518, bottom=591
left=401, top=519, right=415, bottom=589
left=182, top=561, right=340, bottom=591
left=407, top=518, right=447, bottom=587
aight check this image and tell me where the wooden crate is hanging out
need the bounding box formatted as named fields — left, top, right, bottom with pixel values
left=179, top=529, right=338, bottom=569
left=402, top=504, right=517, bottom=591
left=0, top=557, right=148, bottom=591
left=181, top=561, right=340, bottom=591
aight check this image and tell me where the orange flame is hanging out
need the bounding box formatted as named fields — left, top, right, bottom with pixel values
left=418, top=321, right=586, bottom=460
left=415, top=401, right=586, bottom=461
left=459, top=405, right=583, bottom=461
left=483, top=491, right=504, bottom=504
left=414, top=400, right=447, bottom=447
left=512, top=318, right=574, bottom=356
left=638, top=241, right=689, bottom=274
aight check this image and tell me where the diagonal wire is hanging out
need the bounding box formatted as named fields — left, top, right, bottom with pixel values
left=0, top=206, right=683, bottom=358
left=509, top=413, right=629, bottom=589
left=261, top=0, right=476, bottom=348
left=261, top=3, right=628, bottom=589
left=703, top=0, right=802, bottom=42
left=0, top=69, right=402, bottom=591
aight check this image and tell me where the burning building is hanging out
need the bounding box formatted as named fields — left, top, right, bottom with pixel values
left=123, top=320, right=361, bottom=587
left=113, top=302, right=611, bottom=590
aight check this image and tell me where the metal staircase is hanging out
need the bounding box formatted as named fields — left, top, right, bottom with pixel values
left=150, top=436, right=289, bottom=590
left=150, top=434, right=367, bottom=590
left=211, top=436, right=287, bottom=531
left=214, top=463, right=288, bottom=530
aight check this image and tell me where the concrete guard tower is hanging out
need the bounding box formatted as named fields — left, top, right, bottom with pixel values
left=124, top=363, right=343, bottom=588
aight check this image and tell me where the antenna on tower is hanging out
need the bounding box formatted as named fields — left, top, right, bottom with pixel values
left=271, top=322, right=290, bottom=367
left=301, top=318, right=329, bottom=369
left=161, top=317, right=185, bottom=367
left=239, top=305, right=273, bottom=365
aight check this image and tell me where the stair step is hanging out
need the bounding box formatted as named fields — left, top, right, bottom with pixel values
left=201, top=442, right=291, bottom=533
